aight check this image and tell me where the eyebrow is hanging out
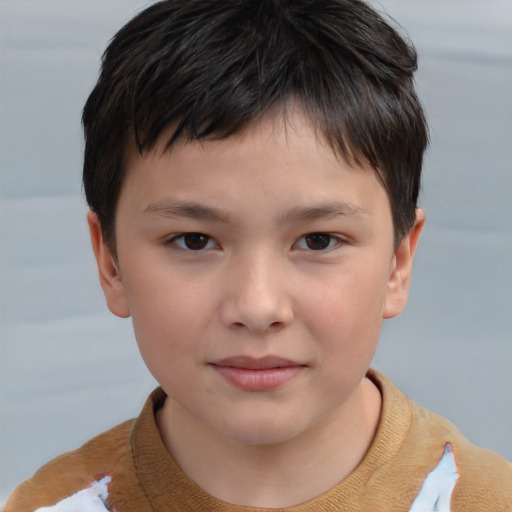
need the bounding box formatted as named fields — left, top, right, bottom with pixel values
left=144, top=200, right=231, bottom=223
left=282, top=202, right=369, bottom=222
left=144, top=200, right=369, bottom=224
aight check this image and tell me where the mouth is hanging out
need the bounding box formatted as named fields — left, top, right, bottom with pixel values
left=209, top=356, right=305, bottom=391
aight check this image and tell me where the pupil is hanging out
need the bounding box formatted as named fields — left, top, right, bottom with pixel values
left=306, top=233, right=330, bottom=250
left=184, top=233, right=209, bottom=250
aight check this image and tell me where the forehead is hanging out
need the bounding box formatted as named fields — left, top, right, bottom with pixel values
left=120, top=108, right=389, bottom=221
left=131, top=102, right=363, bottom=170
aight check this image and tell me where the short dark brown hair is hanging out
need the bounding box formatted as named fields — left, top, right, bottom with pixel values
left=82, top=0, right=428, bottom=250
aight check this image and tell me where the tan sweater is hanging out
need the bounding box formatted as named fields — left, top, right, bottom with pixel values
left=6, top=371, right=512, bottom=511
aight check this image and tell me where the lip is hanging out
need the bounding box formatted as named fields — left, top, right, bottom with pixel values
left=210, top=356, right=305, bottom=391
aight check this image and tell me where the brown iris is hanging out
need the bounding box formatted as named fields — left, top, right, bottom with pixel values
left=182, top=233, right=210, bottom=250
left=304, top=233, right=332, bottom=250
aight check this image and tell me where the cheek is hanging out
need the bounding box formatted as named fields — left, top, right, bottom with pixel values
left=301, top=259, right=390, bottom=348
left=123, top=271, right=216, bottom=367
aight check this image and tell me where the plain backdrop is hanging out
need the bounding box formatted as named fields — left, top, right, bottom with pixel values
left=1, top=0, right=511, bottom=503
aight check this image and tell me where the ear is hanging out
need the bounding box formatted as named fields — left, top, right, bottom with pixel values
left=383, top=209, right=425, bottom=319
left=87, top=211, right=130, bottom=318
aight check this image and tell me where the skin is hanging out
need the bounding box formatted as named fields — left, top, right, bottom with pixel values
left=88, top=109, right=424, bottom=507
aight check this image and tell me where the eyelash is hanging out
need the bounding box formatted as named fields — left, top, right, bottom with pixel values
left=295, top=233, right=344, bottom=251
left=167, top=233, right=218, bottom=251
left=166, top=232, right=345, bottom=252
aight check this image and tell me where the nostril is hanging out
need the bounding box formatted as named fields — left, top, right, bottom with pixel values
left=229, top=320, right=285, bottom=333
left=221, top=292, right=294, bottom=333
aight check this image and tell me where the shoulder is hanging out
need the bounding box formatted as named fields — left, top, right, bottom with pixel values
left=5, top=419, right=135, bottom=512
left=409, top=401, right=512, bottom=510
left=369, top=371, right=512, bottom=511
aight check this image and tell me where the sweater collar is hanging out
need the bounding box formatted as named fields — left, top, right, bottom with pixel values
left=131, top=370, right=412, bottom=511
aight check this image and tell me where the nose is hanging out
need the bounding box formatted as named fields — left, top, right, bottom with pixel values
left=220, top=250, right=294, bottom=333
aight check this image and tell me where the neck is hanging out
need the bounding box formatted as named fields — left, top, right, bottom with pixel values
left=156, top=377, right=381, bottom=508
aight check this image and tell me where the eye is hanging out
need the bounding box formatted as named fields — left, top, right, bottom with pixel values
left=169, top=233, right=217, bottom=251
left=295, top=233, right=341, bottom=251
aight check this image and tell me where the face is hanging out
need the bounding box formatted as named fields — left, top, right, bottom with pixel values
left=89, top=109, right=422, bottom=446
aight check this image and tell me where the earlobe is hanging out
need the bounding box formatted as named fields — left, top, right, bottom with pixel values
left=87, top=211, right=131, bottom=318
left=383, top=209, right=425, bottom=319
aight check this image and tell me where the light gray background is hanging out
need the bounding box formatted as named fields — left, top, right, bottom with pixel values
left=1, top=0, right=511, bottom=503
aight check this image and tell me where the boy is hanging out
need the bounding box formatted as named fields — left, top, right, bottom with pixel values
left=6, top=0, right=511, bottom=510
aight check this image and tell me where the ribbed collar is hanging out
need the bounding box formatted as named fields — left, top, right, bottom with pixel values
left=131, top=370, right=412, bottom=511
